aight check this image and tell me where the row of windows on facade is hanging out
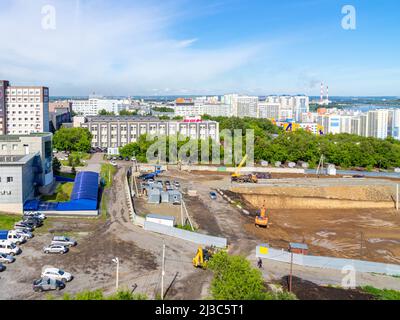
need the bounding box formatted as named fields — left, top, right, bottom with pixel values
left=6, top=104, right=43, bottom=109
left=0, top=177, right=14, bottom=183
left=6, top=97, right=44, bottom=103
left=5, top=88, right=44, bottom=95
left=6, top=107, right=42, bottom=112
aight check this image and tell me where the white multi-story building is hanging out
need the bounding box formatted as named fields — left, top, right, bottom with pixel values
left=257, top=102, right=281, bottom=120
left=174, top=104, right=232, bottom=117
left=0, top=80, right=49, bottom=135
left=367, top=109, right=389, bottom=139
left=317, top=115, right=341, bottom=134
left=72, top=98, right=131, bottom=116
left=340, top=115, right=353, bottom=134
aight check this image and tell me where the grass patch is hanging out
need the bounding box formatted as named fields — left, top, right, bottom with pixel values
left=101, top=163, right=117, bottom=188
left=176, top=224, right=197, bottom=232
left=0, top=214, right=21, bottom=230
left=361, top=286, right=400, bottom=300
left=61, top=152, right=91, bottom=167
left=56, top=171, right=76, bottom=180
left=100, top=192, right=108, bottom=221
left=41, top=183, right=74, bottom=202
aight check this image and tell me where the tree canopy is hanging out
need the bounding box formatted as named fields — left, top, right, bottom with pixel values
left=53, top=127, right=93, bottom=153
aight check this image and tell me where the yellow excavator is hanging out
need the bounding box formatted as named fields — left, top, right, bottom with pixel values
left=231, top=155, right=258, bottom=183
left=255, top=201, right=269, bottom=228
left=193, top=246, right=216, bottom=269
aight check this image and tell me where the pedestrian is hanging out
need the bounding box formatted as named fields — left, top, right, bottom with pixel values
left=257, top=258, right=263, bottom=269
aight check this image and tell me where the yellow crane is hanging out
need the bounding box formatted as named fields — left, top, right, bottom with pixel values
left=231, top=155, right=258, bottom=183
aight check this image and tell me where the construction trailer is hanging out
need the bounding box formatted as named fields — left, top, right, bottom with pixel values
left=161, top=191, right=170, bottom=203
left=148, top=189, right=161, bottom=204
left=168, top=190, right=182, bottom=204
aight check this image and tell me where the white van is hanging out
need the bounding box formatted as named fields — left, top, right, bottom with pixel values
left=0, top=241, right=21, bottom=256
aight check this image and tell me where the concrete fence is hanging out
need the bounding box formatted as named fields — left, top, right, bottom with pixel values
left=256, top=245, right=400, bottom=276
left=124, top=170, right=145, bottom=227
left=144, top=221, right=228, bottom=248
left=181, top=165, right=305, bottom=174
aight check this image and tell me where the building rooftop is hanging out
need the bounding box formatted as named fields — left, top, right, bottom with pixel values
left=0, top=153, right=36, bottom=165
left=0, top=133, right=52, bottom=141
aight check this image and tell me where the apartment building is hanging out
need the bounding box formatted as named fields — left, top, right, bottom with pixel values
left=175, top=104, right=232, bottom=117
left=0, top=80, right=49, bottom=135
left=368, top=109, right=389, bottom=139
left=258, top=102, right=281, bottom=120
left=76, top=116, right=219, bottom=149
left=0, top=133, right=54, bottom=213
left=72, top=98, right=131, bottom=116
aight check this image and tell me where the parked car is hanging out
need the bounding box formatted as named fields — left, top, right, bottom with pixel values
left=118, top=156, right=123, bottom=161
left=0, top=253, right=15, bottom=264
left=51, top=236, right=77, bottom=247
left=43, top=245, right=68, bottom=255
left=24, top=211, right=46, bottom=220
left=131, top=157, right=137, bottom=162
left=14, top=229, right=33, bottom=240
left=22, top=217, right=43, bottom=228
left=125, top=157, right=130, bottom=161
left=33, top=277, right=66, bottom=292
left=41, top=268, right=73, bottom=282
left=0, top=241, right=21, bottom=256
left=0, top=263, right=5, bottom=272
left=174, top=181, right=180, bottom=188
left=14, top=222, right=34, bottom=232
left=110, top=161, right=117, bottom=167
left=209, top=192, right=217, bottom=200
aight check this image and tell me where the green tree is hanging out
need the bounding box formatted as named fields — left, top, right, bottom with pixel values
left=52, top=157, right=62, bottom=174
left=119, top=109, right=138, bottom=116
left=53, top=127, right=93, bottom=153
left=98, top=109, right=115, bottom=116
left=208, top=252, right=295, bottom=300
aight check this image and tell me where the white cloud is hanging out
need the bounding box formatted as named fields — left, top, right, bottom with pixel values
left=0, top=0, right=263, bottom=95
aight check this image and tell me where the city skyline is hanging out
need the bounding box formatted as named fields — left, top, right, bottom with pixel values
left=0, top=0, right=400, bottom=96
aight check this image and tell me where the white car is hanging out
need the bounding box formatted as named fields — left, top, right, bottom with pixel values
left=41, top=268, right=73, bottom=282
left=43, top=245, right=68, bottom=255
left=110, top=161, right=117, bottom=167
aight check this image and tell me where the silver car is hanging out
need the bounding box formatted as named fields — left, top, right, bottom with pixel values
left=51, top=236, right=77, bottom=247
left=0, top=253, right=15, bottom=264
left=43, top=245, right=68, bottom=255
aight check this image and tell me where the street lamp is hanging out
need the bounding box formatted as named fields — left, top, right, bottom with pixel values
left=112, top=257, right=119, bottom=291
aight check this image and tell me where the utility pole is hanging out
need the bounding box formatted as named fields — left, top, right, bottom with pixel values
left=289, top=252, right=294, bottom=293
left=396, top=184, right=399, bottom=211
left=161, top=243, right=166, bottom=300
left=112, top=257, right=119, bottom=292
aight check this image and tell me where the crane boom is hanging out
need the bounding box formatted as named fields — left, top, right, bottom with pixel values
left=234, top=154, right=248, bottom=176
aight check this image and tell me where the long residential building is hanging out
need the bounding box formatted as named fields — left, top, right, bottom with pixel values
left=72, top=97, right=131, bottom=116
left=0, top=80, right=50, bottom=135
left=75, top=116, right=220, bottom=149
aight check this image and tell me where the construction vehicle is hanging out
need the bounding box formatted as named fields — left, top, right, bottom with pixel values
left=255, top=202, right=269, bottom=228
left=193, top=246, right=216, bottom=269
left=231, top=155, right=258, bottom=184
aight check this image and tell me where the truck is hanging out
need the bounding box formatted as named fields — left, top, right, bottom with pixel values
left=140, top=166, right=164, bottom=181
left=0, top=230, right=26, bottom=245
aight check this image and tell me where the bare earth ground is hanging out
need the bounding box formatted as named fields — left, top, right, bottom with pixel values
left=1, top=164, right=400, bottom=300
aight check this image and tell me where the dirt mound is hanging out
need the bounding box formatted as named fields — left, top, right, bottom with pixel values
left=277, top=276, right=374, bottom=300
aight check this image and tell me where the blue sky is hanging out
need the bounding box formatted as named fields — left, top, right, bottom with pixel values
left=0, top=0, right=399, bottom=96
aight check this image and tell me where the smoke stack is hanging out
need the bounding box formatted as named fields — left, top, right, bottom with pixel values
left=326, top=86, right=329, bottom=103
left=320, top=82, right=324, bottom=103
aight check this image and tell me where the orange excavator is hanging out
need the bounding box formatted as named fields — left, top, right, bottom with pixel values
left=255, top=202, right=269, bottom=228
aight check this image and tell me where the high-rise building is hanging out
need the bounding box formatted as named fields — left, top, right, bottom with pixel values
left=258, top=102, right=281, bottom=120
left=391, top=109, right=400, bottom=140
left=0, top=80, right=50, bottom=135
left=367, top=109, right=389, bottom=139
